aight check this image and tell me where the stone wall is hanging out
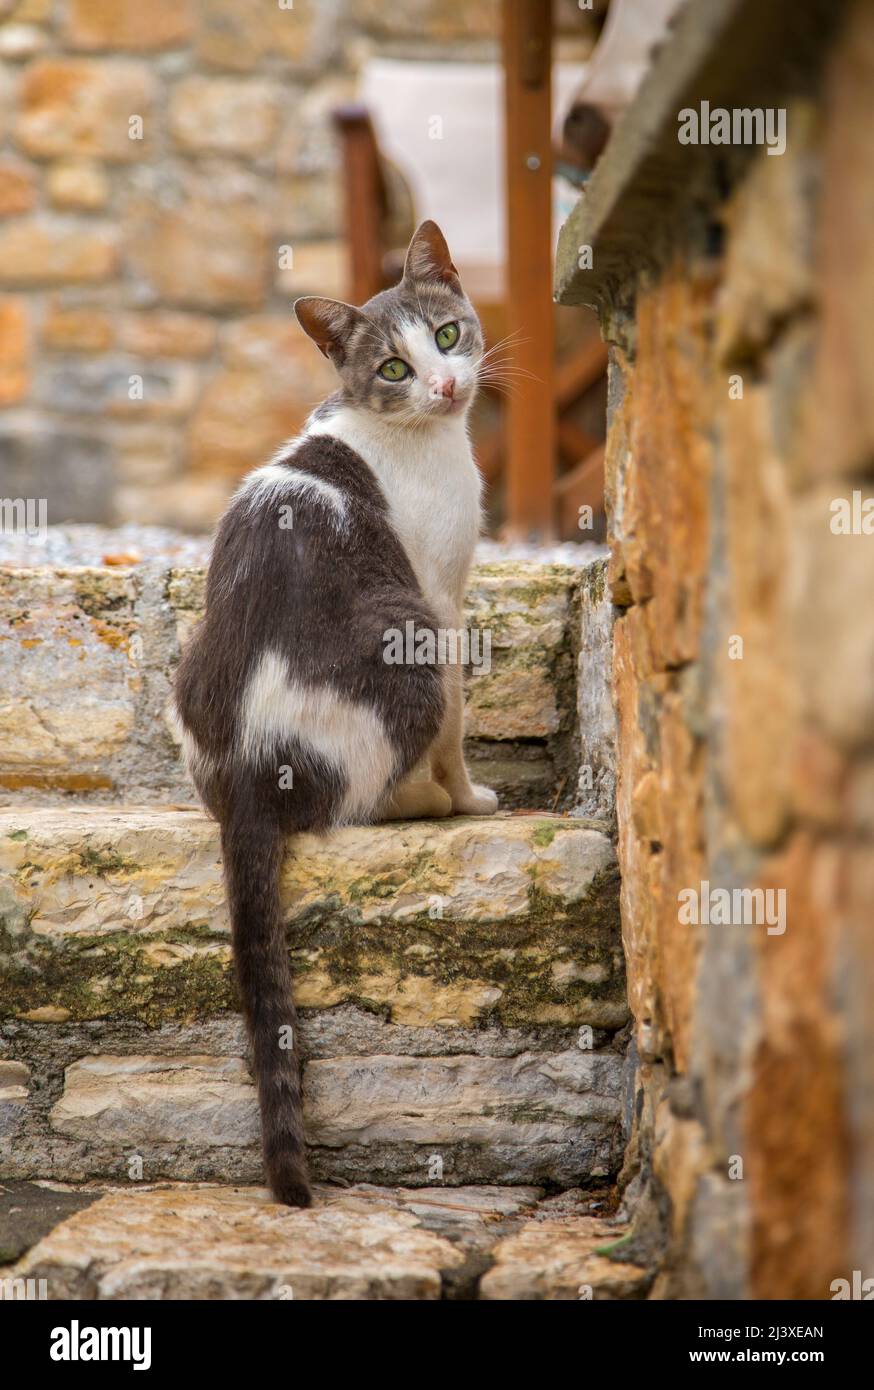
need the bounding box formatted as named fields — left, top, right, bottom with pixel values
left=0, top=0, right=596, bottom=531
left=557, top=0, right=874, bottom=1299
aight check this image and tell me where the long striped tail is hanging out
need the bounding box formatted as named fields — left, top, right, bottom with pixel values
left=221, top=811, right=311, bottom=1207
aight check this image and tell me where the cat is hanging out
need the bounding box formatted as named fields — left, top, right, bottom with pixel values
left=173, top=221, right=498, bottom=1207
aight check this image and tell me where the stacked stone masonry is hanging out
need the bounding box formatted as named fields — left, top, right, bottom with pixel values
left=0, top=546, right=630, bottom=1299
left=0, top=807, right=626, bottom=1189
left=0, top=551, right=625, bottom=1247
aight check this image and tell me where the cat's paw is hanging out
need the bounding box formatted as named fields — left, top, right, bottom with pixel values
left=451, top=784, right=499, bottom=816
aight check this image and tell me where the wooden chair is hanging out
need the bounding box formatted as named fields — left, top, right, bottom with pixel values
left=332, top=50, right=608, bottom=542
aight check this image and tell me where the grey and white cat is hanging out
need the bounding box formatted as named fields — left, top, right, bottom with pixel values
left=174, top=222, right=497, bottom=1206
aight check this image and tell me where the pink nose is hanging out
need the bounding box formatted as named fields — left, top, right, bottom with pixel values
left=439, top=377, right=455, bottom=399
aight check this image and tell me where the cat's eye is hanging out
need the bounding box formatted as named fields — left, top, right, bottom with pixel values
left=378, top=357, right=411, bottom=382
left=435, top=321, right=460, bottom=351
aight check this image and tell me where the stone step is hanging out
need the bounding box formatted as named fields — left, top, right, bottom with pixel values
left=0, top=556, right=605, bottom=811
left=1, top=1180, right=646, bottom=1300
left=0, top=809, right=627, bottom=1190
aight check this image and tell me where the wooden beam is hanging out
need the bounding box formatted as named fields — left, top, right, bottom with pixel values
left=332, top=105, right=387, bottom=305
left=555, top=443, right=606, bottom=540
left=557, top=417, right=600, bottom=469
left=502, top=0, right=555, bottom=541
left=555, top=338, right=609, bottom=412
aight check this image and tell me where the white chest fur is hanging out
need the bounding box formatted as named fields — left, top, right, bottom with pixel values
left=307, top=406, right=482, bottom=618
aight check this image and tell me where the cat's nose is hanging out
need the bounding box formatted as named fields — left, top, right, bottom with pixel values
left=439, top=377, right=456, bottom=400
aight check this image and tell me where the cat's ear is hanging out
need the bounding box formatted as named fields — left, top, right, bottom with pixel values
left=403, top=220, right=462, bottom=292
left=294, top=297, right=368, bottom=365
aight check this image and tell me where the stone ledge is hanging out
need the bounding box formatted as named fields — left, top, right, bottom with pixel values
left=0, top=559, right=588, bottom=809
left=7, top=1185, right=465, bottom=1300
left=23, top=1046, right=623, bottom=1189
left=0, top=808, right=624, bottom=1030
left=480, top=1214, right=649, bottom=1300
left=3, top=1183, right=634, bottom=1300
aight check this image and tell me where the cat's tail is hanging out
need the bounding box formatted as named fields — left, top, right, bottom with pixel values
left=221, top=808, right=311, bottom=1207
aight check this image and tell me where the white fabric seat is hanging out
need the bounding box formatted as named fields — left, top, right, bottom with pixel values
left=360, top=58, right=588, bottom=289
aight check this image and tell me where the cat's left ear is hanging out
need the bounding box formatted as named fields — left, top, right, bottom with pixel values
left=294, top=296, right=369, bottom=365
left=403, top=220, right=462, bottom=293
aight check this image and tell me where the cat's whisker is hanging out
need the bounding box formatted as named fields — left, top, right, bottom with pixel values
left=355, top=325, right=393, bottom=352
left=478, top=364, right=541, bottom=382
left=473, top=375, right=520, bottom=396
left=482, top=381, right=542, bottom=394
left=478, top=365, right=544, bottom=385
left=478, top=355, right=520, bottom=371
left=478, top=356, right=518, bottom=376
left=478, top=331, right=531, bottom=366
left=481, top=327, right=528, bottom=353
left=411, top=281, right=428, bottom=324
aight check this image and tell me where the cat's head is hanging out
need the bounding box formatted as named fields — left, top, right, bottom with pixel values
left=294, top=221, right=483, bottom=423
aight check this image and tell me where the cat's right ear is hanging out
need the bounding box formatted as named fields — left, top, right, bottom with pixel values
left=294, top=297, right=367, bottom=366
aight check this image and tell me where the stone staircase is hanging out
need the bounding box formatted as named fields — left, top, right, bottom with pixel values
left=0, top=538, right=637, bottom=1299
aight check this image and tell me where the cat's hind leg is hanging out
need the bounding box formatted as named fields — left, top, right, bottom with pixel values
left=381, top=775, right=452, bottom=821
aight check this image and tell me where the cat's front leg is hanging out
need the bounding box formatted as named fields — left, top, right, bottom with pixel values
left=429, top=663, right=498, bottom=816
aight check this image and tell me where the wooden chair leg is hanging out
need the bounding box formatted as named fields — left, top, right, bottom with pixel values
left=502, top=0, right=555, bottom=541
left=332, top=105, right=388, bottom=305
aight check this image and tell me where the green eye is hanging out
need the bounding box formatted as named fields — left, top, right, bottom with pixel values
left=378, top=357, right=410, bottom=382
left=435, top=321, right=459, bottom=351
